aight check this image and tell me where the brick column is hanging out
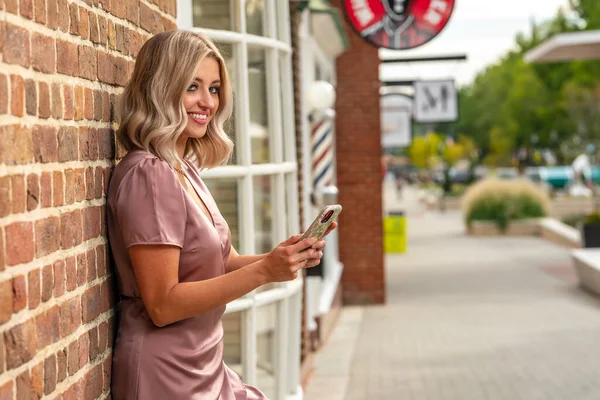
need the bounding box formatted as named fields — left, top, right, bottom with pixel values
left=0, top=2, right=176, bottom=399
left=330, top=0, right=386, bottom=305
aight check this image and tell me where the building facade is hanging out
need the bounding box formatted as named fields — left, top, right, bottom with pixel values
left=0, top=1, right=384, bottom=399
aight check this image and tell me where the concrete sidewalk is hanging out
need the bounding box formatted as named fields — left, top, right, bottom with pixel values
left=304, top=184, right=600, bottom=400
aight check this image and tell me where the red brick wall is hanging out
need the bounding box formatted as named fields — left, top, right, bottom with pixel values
left=330, top=0, right=386, bottom=305
left=0, top=1, right=176, bottom=399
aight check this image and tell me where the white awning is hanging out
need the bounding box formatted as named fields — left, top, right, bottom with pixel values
left=525, top=30, right=600, bottom=63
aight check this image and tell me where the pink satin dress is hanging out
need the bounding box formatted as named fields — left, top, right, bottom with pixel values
left=107, top=149, right=267, bottom=400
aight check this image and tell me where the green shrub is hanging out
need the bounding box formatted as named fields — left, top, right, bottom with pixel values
left=462, top=178, right=551, bottom=232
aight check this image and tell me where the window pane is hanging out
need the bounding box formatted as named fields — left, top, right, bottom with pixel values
left=253, top=175, right=273, bottom=255
left=248, top=47, right=270, bottom=164
left=222, top=311, right=242, bottom=371
left=218, top=43, right=238, bottom=164
left=192, top=0, right=236, bottom=31
left=203, top=178, right=240, bottom=250
left=256, top=303, right=276, bottom=399
left=280, top=56, right=293, bottom=162
left=245, top=0, right=266, bottom=36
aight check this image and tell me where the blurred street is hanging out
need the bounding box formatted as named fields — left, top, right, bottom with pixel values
left=305, top=182, right=600, bottom=400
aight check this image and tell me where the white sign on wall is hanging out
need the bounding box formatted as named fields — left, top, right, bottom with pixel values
left=413, top=79, right=458, bottom=123
left=380, top=94, right=413, bottom=148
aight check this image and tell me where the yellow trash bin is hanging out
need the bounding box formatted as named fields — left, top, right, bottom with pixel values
left=383, top=211, right=406, bottom=253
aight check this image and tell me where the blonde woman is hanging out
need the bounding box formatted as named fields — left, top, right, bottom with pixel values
left=107, top=30, right=336, bottom=400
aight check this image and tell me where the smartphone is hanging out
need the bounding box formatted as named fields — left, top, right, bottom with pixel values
left=301, top=204, right=342, bottom=241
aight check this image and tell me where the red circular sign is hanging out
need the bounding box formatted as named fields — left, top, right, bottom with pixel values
left=343, top=0, right=455, bottom=50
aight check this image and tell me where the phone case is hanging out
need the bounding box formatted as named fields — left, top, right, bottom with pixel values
left=301, top=204, right=342, bottom=240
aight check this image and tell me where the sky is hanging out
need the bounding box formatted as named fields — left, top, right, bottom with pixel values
left=379, top=0, right=571, bottom=87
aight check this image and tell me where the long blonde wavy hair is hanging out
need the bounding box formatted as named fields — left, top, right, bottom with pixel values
left=117, top=30, right=234, bottom=168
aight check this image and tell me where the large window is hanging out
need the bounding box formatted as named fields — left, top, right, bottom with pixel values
left=178, top=1, right=301, bottom=399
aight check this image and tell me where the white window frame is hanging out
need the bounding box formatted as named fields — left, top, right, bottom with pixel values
left=178, top=1, right=303, bottom=399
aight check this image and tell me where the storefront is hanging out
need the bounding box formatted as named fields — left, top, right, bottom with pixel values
left=177, top=1, right=303, bottom=398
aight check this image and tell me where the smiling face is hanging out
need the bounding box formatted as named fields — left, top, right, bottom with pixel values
left=178, top=57, right=222, bottom=150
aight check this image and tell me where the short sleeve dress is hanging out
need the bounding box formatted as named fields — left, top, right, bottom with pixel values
left=107, top=149, right=267, bottom=400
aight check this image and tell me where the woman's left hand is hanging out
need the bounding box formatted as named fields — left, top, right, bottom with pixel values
left=305, top=222, right=338, bottom=268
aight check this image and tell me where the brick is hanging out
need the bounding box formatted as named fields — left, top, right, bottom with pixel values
left=93, top=90, right=102, bottom=121
left=25, top=79, right=36, bottom=116
left=79, top=46, right=97, bottom=81
left=87, top=249, right=96, bottom=282
left=51, top=83, right=62, bottom=118
left=38, top=81, right=50, bottom=118
left=0, top=381, right=13, bottom=399
left=4, top=319, right=37, bottom=369
left=58, top=126, right=78, bottom=162
left=41, top=264, right=53, bottom=303
left=31, top=360, right=43, bottom=399
left=102, top=354, right=112, bottom=391
left=63, top=84, right=74, bottom=119
left=68, top=2, right=79, bottom=35
left=60, top=295, right=81, bottom=337
left=56, top=40, right=79, bottom=76
left=32, top=33, right=55, bottom=73
left=6, top=222, right=34, bottom=266
left=98, top=15, right=107, bottom=44
left=84, top=206, right=101, bottom=241
left=57, top=349, right=67, bottom=382
left=74, top=85, right=83, bottom=120
left=12, top=275, right=26, bottom=313
left=96, top=244, right=106, bottom=278
left=89, top=13, right=100, bottom=43
left=47, top=0, right=58, bottom=29
left=16, top=369, right=31, bottom=400
left=0, top=74, right=8, bottom=114
left=78, top=334, right=89, bottom=369
left=76, top=253, right=86, bottom=287
left=36, top=305, right=60, bottom=350
left=5, top=0, right=18, bottom=13
left=84, top=87, right=94, bottom=119
left=97, top=51, right=128, bottom=86
left=140, top=2, right=164, bottom=34
left=40, top=172, right=51, bottom=208
left=78, top=127, right=89, bottom=160
left=79, top=6, right=89, bottom=40
left=32, top=125, right=58, bottom=163
left=88, top=326, right=99, bottom=361
left=64, top=169, right=75, bottom=205
left=98, top=321, right=108, bottom=354
left=130, top=30, right=142, bottom=58
left=102, top=91, right=110, bottom=122
left=28, top=268, right=40, bottom=309
left=34, top=0, right=45, bottom=23
left=1, top=124, right=34, bottom=165
left=0, top=337, right=4, bottom=374
left=95, top=166, right=103, bottom=199
left=53, top=170, right=64, bottom=206
left=101, top=279, right=114, bottom=313
left=98, top=128, right=115, bottom=159
left=35, top=217, right=59, bottom=260
left=86, top=167, right=94, bottom=201
left=66, top=256, right=76, bottom=291
left=0, top=279, right=12, bottom=323
left=4, top=23, right=30, bottom=67
left=10, top=74, right=24, bottom=116
left=60, top=210, right=82, bottom=249
left=163, top=16, right=176, bottom=31
left=20, top=0, right=33, bottom=18
left=67, top=340, right=78, bottom=376
left=107, top=20, right=116, bottom=50
left=11, top=174, right=26, bottom=213
left=103, top=167, right=112, bottom=196
left=44, top=354, right=57, bottom=395
left=63, top=380, right=84, bottom=400
left=74, top=168, right=85, bottom=202
left=127, top=0, right=139, bottom=24
left=26, top=173, right=39, bottom=211
left=82, top=284, right=101, bottom=323
left=0, top=177, right=9, bottom=218
left=53, top=260, right=65, bottom=298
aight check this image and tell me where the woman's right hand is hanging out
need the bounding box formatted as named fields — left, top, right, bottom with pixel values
left=258, top=235, right=318, bottom=283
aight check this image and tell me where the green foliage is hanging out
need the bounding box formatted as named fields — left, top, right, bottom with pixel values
left=585, top=211, right=600, bottom=225
left=463, top=178, right=551, bottom=231
left=455, top=2, right=600, bottom=165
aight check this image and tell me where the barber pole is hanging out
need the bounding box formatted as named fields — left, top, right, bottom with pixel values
left=311, top=114, right=334, bottom=190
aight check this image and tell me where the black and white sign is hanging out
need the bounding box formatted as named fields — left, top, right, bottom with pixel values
left=413, top=79, right=458, bottom=123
